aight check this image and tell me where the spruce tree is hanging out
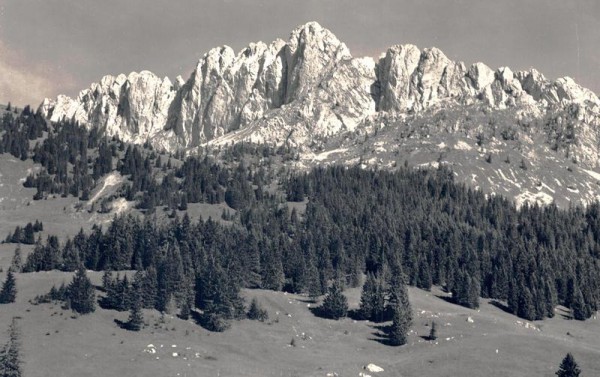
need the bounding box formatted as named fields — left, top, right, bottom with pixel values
left=305, top=256, right=322, bottom=302
left=318, top=281, right=348, bottom=320
left=429, top=321, right=438, bottom=341
left=179, top=299, right=191, bottom=320
left=247, top=297, right=269, bottom=322
left=556, top=353, right=581, bottom=377
left=68, top=267, right=95, bottom=314
left=571, top=287, right=589, bottom=321
left=387, top=274, right=412, bottom=346
left=0, top=271, right=17, bottom=304
left=359, top=273, right=386, bottom=322
left=388, top=301, right=411, bottom=346
left=9, top=248, right=22, bottom=273
left=0, top=318, right=21, bottom=377
left=126, top=290, right=144, bottom=331
left=140, top=267, right=158, bottom=309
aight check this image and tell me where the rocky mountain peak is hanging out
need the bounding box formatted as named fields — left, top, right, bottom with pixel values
left=40, top=22, right=599, bottom=173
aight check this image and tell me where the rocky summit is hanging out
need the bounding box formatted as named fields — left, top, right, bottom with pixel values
left=40, top=22, right=600, bottom=207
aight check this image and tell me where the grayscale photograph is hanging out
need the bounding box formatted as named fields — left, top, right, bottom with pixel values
left=0, top=1, right=598, bottom=376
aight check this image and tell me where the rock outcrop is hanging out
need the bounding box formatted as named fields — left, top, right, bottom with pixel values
left=41, top=71, right=177, bottom=146
left=40, top=21, right=599, bottom=165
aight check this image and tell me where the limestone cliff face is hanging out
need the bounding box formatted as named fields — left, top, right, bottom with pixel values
left=40, top=71, right=177, bottom=146
left=40, top=21, right=599, bottom=166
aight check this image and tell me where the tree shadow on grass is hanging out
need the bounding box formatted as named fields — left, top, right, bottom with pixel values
left=190, top=310, right=230, bottom=332
left=308, top=306, right=327, bottom=319
left=434, top=294, right=457, bottom=305
left=295, top=297, right=317, bottom=304
left=347, top=308, right=364, bottom=321
left=489, top=300, right=512, bottom=315
left=114, top=318, right=129, bottom=330
left=368, top=323, right=395, bottom=346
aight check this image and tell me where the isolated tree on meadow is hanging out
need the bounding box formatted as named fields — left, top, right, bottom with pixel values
left=0, top=271, right=17, bottom=304
left=429, top=321, right=437, bottom=341
left=556, top=353, right=581, bottom=377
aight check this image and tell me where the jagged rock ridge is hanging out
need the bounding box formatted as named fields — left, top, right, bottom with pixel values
left=40, top=22, right=600, bottom=207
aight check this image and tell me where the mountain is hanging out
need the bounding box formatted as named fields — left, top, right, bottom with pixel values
left=40, top=22, right=600, bottom=207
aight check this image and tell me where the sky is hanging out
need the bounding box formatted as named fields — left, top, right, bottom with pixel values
left=0, top=0, right=598, bottom=107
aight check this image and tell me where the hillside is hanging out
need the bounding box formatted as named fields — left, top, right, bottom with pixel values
left=0, top=271, right=597, bottom=377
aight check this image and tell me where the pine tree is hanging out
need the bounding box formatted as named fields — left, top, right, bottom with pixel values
left=126, top=288, right=144, bottom=331
left=0, top=271, right=17, bottom=304
left=429, top=321, right=437, bottom=341
left=179, top=299, right=191, bottom=320
left=318, top=281, right=348, bottom=320
left=556, top=353, right=581, bottom=377
left=9, top=247, right=22, bottom=273
left=141, top=267, right=158, bottom=309
left=571, top=287, right=589, bottom=321
left=305, top=256, right=322, bottom=302
left=388, top=301, right=411, bottom=346
left=358, top=272, right=376, bottom=320
left=358, top=273, right=386, bottom=322
left=0, top=318, right=21, bottom=377
left=452, top=269, right=480, bottom=309
left=387, top=273, right=412, bottom=346
left=247, top=297, right=269, bottom=322
left=22, top=223, right=35, bottom=245
left=68, top=267, right=95, bottom=314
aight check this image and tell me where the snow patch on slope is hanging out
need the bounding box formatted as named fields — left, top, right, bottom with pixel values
left=515, top=191, right=554, bottom=208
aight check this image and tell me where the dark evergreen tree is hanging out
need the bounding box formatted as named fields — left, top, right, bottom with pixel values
left=126, top=288, right=144, bottom=331
left=61, top=239, right=80, bottom=272
left=387, top=271, right=412, bottom=346
left=179, top=299, right=192, bottom=320
left=68, top=267, right=95, bottom=314
left=195, top=258, right=245, bottom=331
left=388, top=301, right=411, bottom=346
left=140, top=267, right=158, bottom=309
left=9, top=248, right=21, bottom=273
left=0, top=272, right=17, bottom=304
left=22, top=223, right=35, bottom=245
left=247, top=297, right=269, bottom=322
left=556, top=353, right=581, bottom=377
left=305, top=255, right=322, bottom=302
left=429, top=320, right=437, bottom=341
left=571, top=286, right=589, bottom=321
left=318, top=281, right=348, bottom=320
left=452, top=269, right=480, bottom=309
left=358, top=273, right=386, bottom=322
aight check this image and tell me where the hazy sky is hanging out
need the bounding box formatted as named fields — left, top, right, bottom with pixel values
left=0, top=0, right=598, bottom=106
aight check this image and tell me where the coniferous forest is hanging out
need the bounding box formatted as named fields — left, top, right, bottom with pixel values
left=3, top=106, right=600, bottom=334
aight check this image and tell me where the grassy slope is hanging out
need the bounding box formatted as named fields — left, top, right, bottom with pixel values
left=0, top=153, right=234, bottom=268
left=1, top=119, right=599, bottom=375
left=0, top=269, right=598, bottom=377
